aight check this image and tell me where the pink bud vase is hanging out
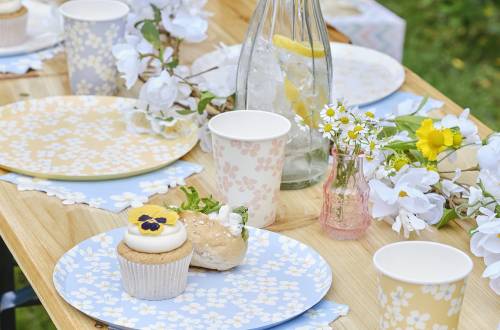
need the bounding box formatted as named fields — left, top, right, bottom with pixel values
left=319, top=150, right=372, bottom=240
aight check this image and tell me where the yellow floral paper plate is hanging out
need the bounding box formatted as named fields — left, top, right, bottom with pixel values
left=0, top=96, right=198, bottom=180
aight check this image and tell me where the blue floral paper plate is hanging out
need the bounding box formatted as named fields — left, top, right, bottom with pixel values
left=53, top=227, right=332, bottom=330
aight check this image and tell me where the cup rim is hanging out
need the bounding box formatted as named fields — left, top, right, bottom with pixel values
left=59, top=0, right=130, bottom=22
left=208, top=110, right=291, bottom=142
left=373, top=240, right=473, bottom=285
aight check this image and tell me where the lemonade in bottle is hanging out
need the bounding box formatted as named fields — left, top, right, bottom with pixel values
left=236, top=0, right=332, bottom=189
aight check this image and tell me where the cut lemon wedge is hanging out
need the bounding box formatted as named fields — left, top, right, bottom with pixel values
left=273, top=34, right=326, bottom=58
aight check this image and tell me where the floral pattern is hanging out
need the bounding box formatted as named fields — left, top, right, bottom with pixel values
left=377, top=275, right=466, bottom=330
left=0, top=96, right=198, bottom=180
left=64, top=17, right=125, bottom=95
left=53, top=227, right=339, bottom=329
left=0, top=161, right=202, bottom=212
left=212, top=134, right=287, bottom=228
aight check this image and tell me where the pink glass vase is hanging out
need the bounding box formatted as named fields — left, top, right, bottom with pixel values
left=319, top=151, right=372, bottom=240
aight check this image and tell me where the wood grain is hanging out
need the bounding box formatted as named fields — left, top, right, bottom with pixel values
left=0, top=0, right=497, bottom=329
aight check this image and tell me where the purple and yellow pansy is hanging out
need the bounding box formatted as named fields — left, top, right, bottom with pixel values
left=128, top=205, right=179, bottom=235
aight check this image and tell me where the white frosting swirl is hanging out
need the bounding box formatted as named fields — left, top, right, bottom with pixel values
left=0, top=0, right=22, bottom=14
left=124, top=222, right=187, bottom=253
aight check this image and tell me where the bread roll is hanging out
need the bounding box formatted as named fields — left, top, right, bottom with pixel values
left=180, top=211, right=248, bottom=271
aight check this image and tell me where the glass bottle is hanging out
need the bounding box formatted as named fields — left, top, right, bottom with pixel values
left=319, top=151, right=372, bottom=240
left=236, top=0, right=332, bottom=190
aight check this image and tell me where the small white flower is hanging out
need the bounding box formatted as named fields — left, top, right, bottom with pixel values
left=139, top=179, right=169, bottom=194
left=432, top=324, right=449, bottom=330
left=112, top=35, right=152, bottom=89
left=161, top=1, right=209, bottom=43
left=406, top=310, right=430, bottom=329
left=440, top=108, right=481, bottom=145
left=390, top=286, right=413, bottom=306
left=434, top=283, right=456, bottom=301
left=448, top=297, right=463, bottom=316
left=110, top=192, right=148, bottom=208
left=139, top=70, right=178, bottom=111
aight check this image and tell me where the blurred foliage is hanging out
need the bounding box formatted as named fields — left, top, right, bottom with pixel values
left=15, top=267, right=55, bottom=330
left=379, top=0, right=500, bottom=130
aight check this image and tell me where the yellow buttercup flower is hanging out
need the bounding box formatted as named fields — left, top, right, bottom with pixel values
left=452, top=132, right=463, bottom=148
left=128, top=205, right=179, bottom=235
left=416, top=119, right=454, bottom=161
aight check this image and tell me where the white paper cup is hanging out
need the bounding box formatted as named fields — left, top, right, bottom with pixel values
left=373, top=241, right=473, bottom=330
left=208, top=110, right=291, bottom=228
left=59, top=0, right=129, bottom=95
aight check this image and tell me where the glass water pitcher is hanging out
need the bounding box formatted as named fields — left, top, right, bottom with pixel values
left=236, top=0, right=333, bottom=190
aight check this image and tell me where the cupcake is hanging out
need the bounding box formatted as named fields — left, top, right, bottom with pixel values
left=117, top=205, right=193, bottom=300
left=0, top=0, right=28, bottom=47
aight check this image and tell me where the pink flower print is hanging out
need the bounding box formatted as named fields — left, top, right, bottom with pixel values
left=235, top=176, right=258, bottom=192
left=271, top=156, right=285, bottom=178
left=230, top=140, right=242, bottom=149
left=270, top=138, right=285, bottom=155
left=213, top=141, right=224, bottom=157
left=222, top=175, right=233, bottom=191
left=255, top=157, right=273, bottom=172
left=223, top=162, right=239, bottom=177
left=239, top=142, right=261, bottom=157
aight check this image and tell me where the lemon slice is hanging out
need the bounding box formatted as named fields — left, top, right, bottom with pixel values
left=273, top=34, right=326, bottom=58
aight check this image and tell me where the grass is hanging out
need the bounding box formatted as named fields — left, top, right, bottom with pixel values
left=378, top=0, right=499, bottom=130
left=14, top=268, right=55, bottom=330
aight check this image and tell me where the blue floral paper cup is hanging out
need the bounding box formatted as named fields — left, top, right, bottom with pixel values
left=59, top=0, right=129, bottom=95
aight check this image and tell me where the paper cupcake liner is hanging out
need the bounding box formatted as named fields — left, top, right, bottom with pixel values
left=117, top=251, right=193, bottom=300
left=0, top=11, right=28, bottom=47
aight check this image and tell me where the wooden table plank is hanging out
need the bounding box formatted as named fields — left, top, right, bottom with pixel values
left=0, top=0, right=497, bottom=329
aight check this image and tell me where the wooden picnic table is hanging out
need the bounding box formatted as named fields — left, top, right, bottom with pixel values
left=0, top=0, right=498, bottom=329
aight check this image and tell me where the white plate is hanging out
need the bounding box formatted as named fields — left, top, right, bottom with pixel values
left=331, top=42, right=405, bottom=105
left=53, top=227, right=332, bottom=330
left=0, top=0, right=63, bottom=56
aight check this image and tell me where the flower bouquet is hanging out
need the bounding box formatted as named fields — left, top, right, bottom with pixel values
left=112, top=0, right=237, bottom=146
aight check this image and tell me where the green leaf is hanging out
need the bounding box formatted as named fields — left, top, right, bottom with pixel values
left=384, top=140, right=417, bottom=152
left=176, top=109, right=195, bottom=115
left=197, top=91, right=216, bottom=114
left=200, top=197, right=222, bottom=214
left=140, top=20, right=161, bottom=49
left=151, top=4, right=162, bottom=23
left=166, top=58, right=179, bottom=69
left=232, top=206, right=249, bottom=241
left=378, top=126, right=398, bottom=139
left=394, top=115, right=428, bottom=136
left=436, top=208, right=458, bottom=229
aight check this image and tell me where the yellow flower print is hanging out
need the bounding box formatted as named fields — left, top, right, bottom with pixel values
left=128, top=205, right=179, bottom=235
left=416, top=119, right=453, bottom=161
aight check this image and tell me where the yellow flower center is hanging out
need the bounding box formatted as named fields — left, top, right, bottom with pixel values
left=428, top=130, right=445, bottom=148
left=426, top=163, right=438, bottom=172
left=323, top=123, right=333, bottom=132
left=369, top=141, right=376, bottom=151
left=339, top=105, right=346, bottom=113
left=348, top=130, right=359, bottom=139
left=453, top=132, right=463, bottom=148
left=340, top=116, right=349, bottom=124
left=354, top=125, right=364, bottom=132
left=326, top=108, right=335, bottom=117
left=399, top=191, right=408, bottom=197
left=365, top=111, right=375, bottom=118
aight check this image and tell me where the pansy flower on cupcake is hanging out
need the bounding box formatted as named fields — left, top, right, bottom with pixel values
left=117, top=205, right=193, bottom=300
